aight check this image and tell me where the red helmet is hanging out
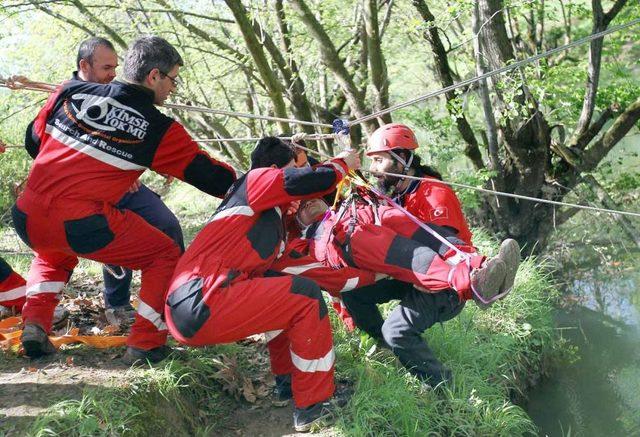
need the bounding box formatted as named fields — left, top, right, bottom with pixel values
left=366, top=123, right=419, bottom=156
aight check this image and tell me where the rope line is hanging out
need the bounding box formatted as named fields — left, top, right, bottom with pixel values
left=368, top=171, right=640, bottom=218
left=0, top=79, right=332, bottom=128
left=163, top=103, right=332, bottom=128
left=349, top=17, right=640, bottom=126
left=196, top=133, right=335, bottom=143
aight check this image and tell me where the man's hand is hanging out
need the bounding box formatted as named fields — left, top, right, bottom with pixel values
left=335, top=149, right=361, bottom=171
left=127, top=179, right=142, bottom=193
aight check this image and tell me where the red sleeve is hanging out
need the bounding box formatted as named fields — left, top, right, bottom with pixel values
left=151, top=122, right=236, bottom=198
left=245, top=158, right=348, bottom=212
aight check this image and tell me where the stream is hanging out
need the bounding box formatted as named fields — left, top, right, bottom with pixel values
left=526, top=258, right=640, bottom=436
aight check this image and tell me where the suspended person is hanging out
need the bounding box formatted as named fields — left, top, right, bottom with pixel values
left=12, top=36, right=236, bottom=363
left=20, top=37, right=185, bottom=328
left=274, top=197, right=518, bottom=302
left=340, top=123, right=520, bottom=386
left=164, top=137, right=360, bottom=432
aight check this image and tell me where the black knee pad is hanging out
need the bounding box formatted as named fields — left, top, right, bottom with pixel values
left=64, top=214, right=114, bottom=254
left=11, top=205, right=32, bottom=248
left=0, top=257, right=13, bottom=282
left=384, top=235, right=435, bottom=275
left=290, top=276, right=327, bottom=319
left=166, top=277, right=210, bottom=339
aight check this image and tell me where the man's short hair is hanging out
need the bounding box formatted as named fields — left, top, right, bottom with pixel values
left=251, top=136, right=296, bottom=169
left=76, top=37, right=116, bottom=69
left=123, top=36, right=184, bottom=83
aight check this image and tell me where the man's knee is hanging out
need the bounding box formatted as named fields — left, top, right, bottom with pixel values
left=290, top=276, right=327, bottom=319
left=166, top=277, right=209, bottom=339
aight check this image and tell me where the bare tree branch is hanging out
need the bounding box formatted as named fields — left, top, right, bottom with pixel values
left=582, top=96, right=640, bottom=171
left=363, top=0, right=391, bottom=124
left=290, top=0, right=376, bottom=133
left=223, top=0, right=289, bottom=132
left=572, top=0, right=628, bottom=140
left=412, top=0, right=484, bottom=170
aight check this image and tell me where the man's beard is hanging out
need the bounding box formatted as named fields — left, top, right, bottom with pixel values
left=376, top=174, right=403, bottom=195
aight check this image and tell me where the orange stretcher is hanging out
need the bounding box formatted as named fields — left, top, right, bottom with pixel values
left=0, top=316, right=127, bottom=353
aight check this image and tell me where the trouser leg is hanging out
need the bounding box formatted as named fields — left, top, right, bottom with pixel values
left=341, top=279, right=411, bottom=339
left=16, top=199, right=181, bottom=348
left=103, top=184, right=184, bottom=308
left=22, top=252, right=76, bottom=332
left=0, top=257, right=27, bottom=311
left=166, top=274, right=334, bottom=408
left=382, top=288, right=465, bottom=384
left=346, top=223, right=479, bottom=295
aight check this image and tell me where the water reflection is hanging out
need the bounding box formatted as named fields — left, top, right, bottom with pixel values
left=526, top=264, right=640, bottom=436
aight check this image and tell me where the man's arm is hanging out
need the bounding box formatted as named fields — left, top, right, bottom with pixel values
left=150, top=121, right=237, bottom=198
left=244, top=156, right=353, bottom=212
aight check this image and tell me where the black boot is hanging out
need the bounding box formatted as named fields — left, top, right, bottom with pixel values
left=272, top=374, right=292, bottom=407
left=122, top=345, right=173, bottom=366
left=293, top=383, right=352, bottom=432
left=21, top=323, right=56, bottom=358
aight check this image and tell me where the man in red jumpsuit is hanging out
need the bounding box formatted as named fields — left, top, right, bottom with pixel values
left=164, top=137, right=360, bottom=432
left=12, top=36, right=236, bottom=363
left=340, top=123, right=520, bottom=386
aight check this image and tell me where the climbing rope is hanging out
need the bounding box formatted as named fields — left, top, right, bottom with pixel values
left=348, top=17, right=640, bottom=126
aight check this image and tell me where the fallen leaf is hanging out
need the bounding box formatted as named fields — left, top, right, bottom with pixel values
left=65, top=356, right=75, bottom=366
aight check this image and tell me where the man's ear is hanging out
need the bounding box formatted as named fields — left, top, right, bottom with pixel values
left=78, top=58, right=90, bottom=73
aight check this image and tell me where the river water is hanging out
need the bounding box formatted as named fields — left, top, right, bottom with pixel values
left=526, top=259, right=640, bottom=436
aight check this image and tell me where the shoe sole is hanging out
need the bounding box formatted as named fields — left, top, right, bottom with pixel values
left=498, top=239, right=520, bottom=294
left=22, top=338, right=55, bottom=358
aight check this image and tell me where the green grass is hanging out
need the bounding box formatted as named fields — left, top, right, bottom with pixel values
left=1, top=185, right=560, bottom=436
left=26, top=347, right=239, bottom=437
left=27, top=233, right=557, bottom=436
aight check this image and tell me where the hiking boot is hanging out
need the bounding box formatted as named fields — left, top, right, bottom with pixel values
left=52, top=305, right=70, bottom=330
left=471, top=257, right=507, bottom=309
left=272, top=374, right=293, bottom=407
left=21, top=323, right=56, bottom=358
left=122, top=345, right=173, bottom=366
left=293, top=383, right=353, bottom=432
left=104, top=304, right=136, bottom=328
left=497, top=239, right=521, bottom=294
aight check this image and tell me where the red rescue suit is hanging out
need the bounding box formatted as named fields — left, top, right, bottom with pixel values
left=14, top=79, right=236, bottom=350
left=394, top=178, right=473, bottom=245
left=274, top=203, right=482, bottom=302
left=165, top=159, right=348, bottom=408
left=0, top=257, right=26, bottom=311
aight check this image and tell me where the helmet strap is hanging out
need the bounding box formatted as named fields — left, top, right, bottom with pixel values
left=388, top=150, right=414, bottom=174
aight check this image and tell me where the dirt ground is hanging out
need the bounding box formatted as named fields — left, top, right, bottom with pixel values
left=0, top=289, right=339, bottom=436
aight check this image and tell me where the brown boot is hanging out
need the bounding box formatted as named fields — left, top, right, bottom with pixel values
left=471, top=257, right=507, bottom=309
left=497, top=239, right=520, bottom=294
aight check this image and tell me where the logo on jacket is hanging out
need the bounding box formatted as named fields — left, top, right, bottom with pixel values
left=430, top=207, right=448, bottom=220
left=70, top=94, right=149, bottom=139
